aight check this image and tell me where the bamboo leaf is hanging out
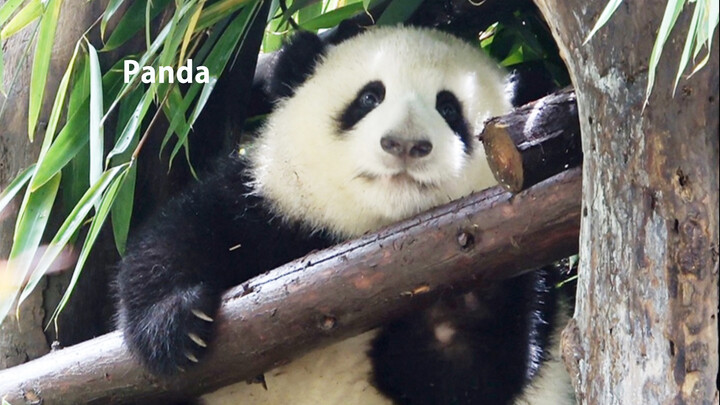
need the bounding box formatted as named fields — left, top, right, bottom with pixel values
left=31, top=62, right=125, bottom=191
left=47, top=167, right=129, bottom=325
left=18, top=165, right=128, bottom=307
left=376, top=0, right=422, bottom=25
left=158, top=0, right=198, bottom=68
left=102, top=0, right=171, bottom=51
left=169, top=2, right=260, bottom=165
left=300, top=2, right=364, bottom=30
left=296, top=0, right=322, bottom=25
left=196, top=0, right=252, bottom=30
left=27, top=0, right=63, bottom=141
left=100, top=0, right=126, bottom=40
left=107, top=85, right=142, bottom=255
left=0, top=165, right=36, bottom=216
left=0, top=0, right=26, bottom=27
left=0, top=0, right=41, bottom=39
left=282, top=0, right=317, bottom=16
left=160, top=14, right=229, bottom=154
left=180, top=0, right=205, bottom=65
left=88, top=43, right=104, bottom=188
left=674, top=0, right=702, bottom=94
left=584, top=0, right=623, bottom=44
left=645, top=0, right=684, bottom=106
left=0, top=173, right=60, bottom=326
left=45, top=42, right=81, bottom=145
left=111, top=163, right=136, bottom=255
left=107, top=85, right=154, bottom=162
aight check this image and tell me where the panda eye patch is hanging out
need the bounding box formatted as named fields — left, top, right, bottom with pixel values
left=436, top=91, right=462, bottom=123
left=338, top=81, right=385, bottom=131
left=436, top=90, right=473, bottom=154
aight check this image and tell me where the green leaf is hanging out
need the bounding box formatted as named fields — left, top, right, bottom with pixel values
left=111, top=163, right=136, bottom=255
left=262, top=2, right=288, bottom=53
left=100, top=0, right=126, bottom=40
left=0, top=0, right=41, bottom=39
left=30, top=61, right=125, bottom=191
left=0, top=165, right=36, bottom=216
left=674, top=0, right=702, bottom=94
left=158, top=0, right=198, bottom=68
left=108, top=88, right=143, bottom=255
left=180, top=0, right=205, bottom=64
left=107, top=85, right=154, bottom=162
left=47, top=167, right=129, bottom=325
left=296, top=0, right=322, bottom=25
left=282, top=0, right=318, bottom=17
left=169, top=2, right=261, bottom=165
left=300, top=2, right=364, bottom=30
left=45, top=42, right=81, bottom=145
left=87, top=43, right=104, bottom=188
left=28, top=0, right=63, bottom=141
left=196, top=0, right=252, bottom=31
left=584, top=0, right=623, bottom=44
left=645, top=0, right=684, bottom=106
left=0, top=173, right=60, bottom=326
left=376, top=0, right=422, bottom=25
left=0, top=0, right=26, bottom=27
left=102, top=26, right=171, bottom=121
left=18, top=164, right=128, bottom=307
left=102, top=0, right=171, bottom=51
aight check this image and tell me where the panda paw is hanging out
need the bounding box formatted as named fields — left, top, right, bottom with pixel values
left=120, top=283, right=221, bottom=376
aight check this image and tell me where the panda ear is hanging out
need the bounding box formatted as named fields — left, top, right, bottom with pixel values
left=266, top=31, right=327, bottom=100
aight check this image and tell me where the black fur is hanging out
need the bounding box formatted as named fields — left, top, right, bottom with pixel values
left=337, top=80, right=386, bottom=131
left=265, top=31, right=327, bottom=100
left=369, top=268, right=561, bottom=405
left=436, top=90, right=472, bottom=153
left=116, top=156, right=334, bottom=375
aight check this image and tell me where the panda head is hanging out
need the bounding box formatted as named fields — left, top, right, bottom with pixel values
left=251, top=26, right=511, bottom=239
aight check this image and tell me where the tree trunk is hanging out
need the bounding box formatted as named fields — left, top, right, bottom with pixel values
left=533, top=1, right=719, bottom=403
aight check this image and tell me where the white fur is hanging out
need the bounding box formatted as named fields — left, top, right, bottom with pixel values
left=250, top=26, right=510, bottom=239
left=202, top=331, right=392, bottom=405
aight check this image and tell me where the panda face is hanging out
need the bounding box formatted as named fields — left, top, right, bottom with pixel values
left=251, top=27, right=511, bottom=239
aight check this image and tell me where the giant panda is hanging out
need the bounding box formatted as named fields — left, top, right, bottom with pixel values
left=116, top=25, right=574, bottom=405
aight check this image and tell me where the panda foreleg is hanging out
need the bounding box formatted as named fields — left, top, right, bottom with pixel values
left=115, top=157, right=257, bottom=375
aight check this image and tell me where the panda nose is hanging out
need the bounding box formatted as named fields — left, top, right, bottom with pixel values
left=380, top=136, right=433, bottom=158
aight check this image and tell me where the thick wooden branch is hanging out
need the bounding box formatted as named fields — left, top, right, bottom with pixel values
left=482, top=88, right=581, bottom=193
left=0, top=169, right=581, bottom=404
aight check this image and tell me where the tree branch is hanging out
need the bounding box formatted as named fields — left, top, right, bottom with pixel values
left=0, top=167, right=581, bottom=404
left=482, top=88, right=581, bottom=193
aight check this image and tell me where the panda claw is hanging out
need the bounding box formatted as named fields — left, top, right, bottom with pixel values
left=185, top=352, right=199, bottom=363
left=191, top=308, right=214, bottom=322
left=177, top=366, right=186, bottom=373
left=188, top=332, right=207, bottom=348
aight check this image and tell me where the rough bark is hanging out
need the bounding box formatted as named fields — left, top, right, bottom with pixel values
left=533, top=1, right=719, bottom=403
left=482, top=88, right=581, bottom=192
left=0, top=169, right=581, bottom=404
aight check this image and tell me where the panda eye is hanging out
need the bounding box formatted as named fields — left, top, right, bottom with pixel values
left=360, top=90, right=381, bottom=108
left=438, top=101, right=459, bottom=121
left=436, top=91, right=462, bottom=123
left=338, top=81, right=386, bottom=131
left=435, top=90, right=473, bottom=154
